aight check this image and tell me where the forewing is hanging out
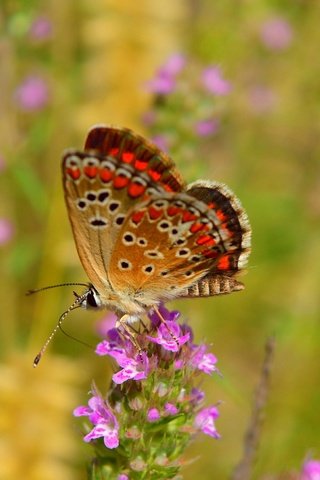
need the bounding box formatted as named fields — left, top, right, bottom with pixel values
left=62, top=125, right=185, bottom=291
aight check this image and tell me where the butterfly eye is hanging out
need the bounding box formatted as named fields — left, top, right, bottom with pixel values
left=85, top=291, right=98, bottom=308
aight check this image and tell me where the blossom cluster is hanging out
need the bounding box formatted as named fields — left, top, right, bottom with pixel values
left=74, top=305, right=220, bottom=478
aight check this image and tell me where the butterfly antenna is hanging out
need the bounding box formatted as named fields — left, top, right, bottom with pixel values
left=26, top=282, right=90, bottom=296
left=33, top=289, right=90, bottom=368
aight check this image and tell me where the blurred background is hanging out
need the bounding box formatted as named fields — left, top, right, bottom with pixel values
left=1, top=1, right=319, bottom=479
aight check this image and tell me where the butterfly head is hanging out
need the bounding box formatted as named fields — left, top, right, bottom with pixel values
left=78, top=284, right=103, bottom=310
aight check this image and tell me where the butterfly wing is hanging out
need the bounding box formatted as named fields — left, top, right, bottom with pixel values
left=107, top=187, right=251, bottom=308
left=62, top=125, right=185, bottom=293
left=179, top=180, right=251, bottom=296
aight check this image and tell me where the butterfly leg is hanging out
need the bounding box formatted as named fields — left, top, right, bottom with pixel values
left=152, top=305, right=179, bottom=347
left=116, top=314, right=142, bottom=353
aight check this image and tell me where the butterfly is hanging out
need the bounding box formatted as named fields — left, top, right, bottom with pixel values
left=62, top=125, right=251, bottom=324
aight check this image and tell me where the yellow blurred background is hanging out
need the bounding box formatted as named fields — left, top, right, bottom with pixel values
left=1, top=1, right=319, bottom=479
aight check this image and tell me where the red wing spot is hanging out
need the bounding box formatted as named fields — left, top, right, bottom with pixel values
left=99, top=168, right=113, bottom=183
left=109, top=147, right=119, bottom=156
left=148, top=206, right=163, bottom=220
left=113, top=175, right=130, bottom=189
left=207, top=202, right=217, bottom=209
left=84, top=166, right=98, bottom=179
left=202, top=249, right=219, bottom=259
left=182, top=211, right=198, bottom=223
left=148, top=169, right=161, bottom=181
left=167, top=206, right=180, bottom=217
left=122, top=151, right=134, bottom=163
left=128, top=182, right=146, bottom=198
left=217, top=255, right=230, bottom=271
left=216, top=209, right=228, bottom=222
left=164, top=184, right=174, bottom=192
left=131, top=210, right=145, bottom=225
left=196, top=235, right=216, bottom=246
left=190, top=222, right=210, bottom=234
left=190, top=222, right=206, bottom=234
left=134, top=159, right=148, bottom=171
left=66, top=167, right=81, bottom=180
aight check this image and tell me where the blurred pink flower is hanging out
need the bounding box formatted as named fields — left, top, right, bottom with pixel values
left=145, top=53, right=186, bottom=94
left=151, top=135, right=169, bottom=152
left=260, top=17, right=293, bottom=50
left=302, top=460, right=320, bottom=480
left=0, top=218, right=14, bottom=245
left=195, top=119, right=219, bottom=136
left=15, top=76, right=49, bottom=111
left=202, top=66, right=232, bottom=96
left=29, top=16, right=52, bottom=40
left=158, top=53, right=186, bottom=77
left=145, top=76, right=176, bottom=94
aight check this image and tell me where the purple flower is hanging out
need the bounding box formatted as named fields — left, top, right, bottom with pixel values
left=147, top=320, right=190, bottom=352
left=0, top=218, right=14, bottom=245
left=164, top=403, right=178, bottom=415
left=195, top=119, right=219, bottom=137
left=147, top=408, right=160, bottom=422
left=302, top=460, right=320, bottom=480
left=73, top=390, right=119, bottom=449
left=96, top=337, right=151, bottom=384
left=191, top=345, right=218, bottom=375
left=195, top=406, right=220, bottom=439
left=158, top=53, right=186, bottom=77
left=96, top=312, right=117, bottom=337
left=145, top=76, right=176, bottom=94
left=190, top=388, right=205, bottom=407
left=202, top=66, right=232, bottom=96
left=148, top=304, right=180, bottom=326
left=29, top=16, right=52, bottom=40
left=118, top=475, right=129, bottom=480
left=15, top=75, right=49, bottom=111
left=112, top=352, right=150, bottom=385
left=145, top=53, right=186, bottom=95
left=151, top=135, right=169, bottom=152
left=260, top=17, right=293, bottom=50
